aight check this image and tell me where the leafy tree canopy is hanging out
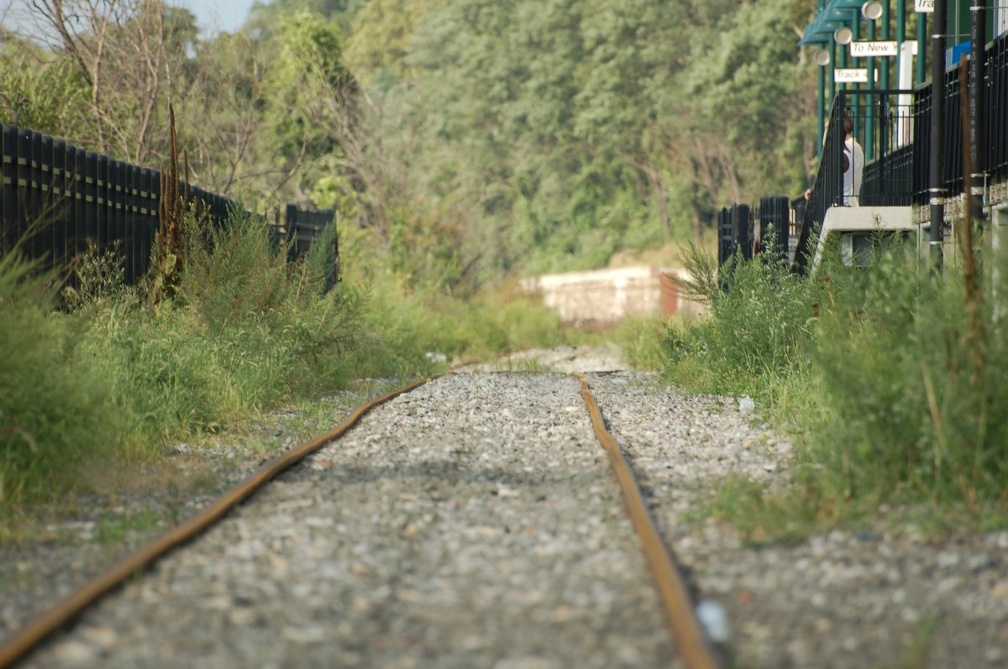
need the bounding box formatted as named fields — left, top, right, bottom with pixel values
left=1, top=0, right=819, bottom=290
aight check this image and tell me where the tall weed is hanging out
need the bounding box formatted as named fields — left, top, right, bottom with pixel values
left=3, top=205, right=573, bottom=513
left=0, top=253, right=123, bottom=506
left=809, top=245, right=1008, bottom=513
left=662, top=246, right=815, bottom=396
left=341, top=222, right=573, bottom=371
left=651, top=237, right=1008, bottom=530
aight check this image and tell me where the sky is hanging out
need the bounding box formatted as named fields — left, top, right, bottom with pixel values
left=2, top=1, right=263, bottom=38
left=171, top=0, right=261, bottom=36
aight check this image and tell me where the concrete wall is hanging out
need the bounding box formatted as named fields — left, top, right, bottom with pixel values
left=521, top=267, right=704, bottom=326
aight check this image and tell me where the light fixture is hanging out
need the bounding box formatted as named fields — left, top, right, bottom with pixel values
left=861, top=1, right=883, bottom=21
left=815, top=49, right=831, bottom=66
left=834, top=26, right=853, bottom=45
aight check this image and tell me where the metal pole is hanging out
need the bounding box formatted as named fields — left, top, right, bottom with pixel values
left=867, top=18, right=877, bottom=161
left=818, top=61, right=826, bottom=158
left=852, top=9, right=862, bottom=138
left=883, top=0, right=894, bottom=90
left=830, top=39, right=838, bottom=107
left=930, top=0, right=947, bottom=271
left=917, top=4, right=929, bottom=84
left=896, top=0, right=906, bottom=45
left=969, top=0, right=987, bottom=221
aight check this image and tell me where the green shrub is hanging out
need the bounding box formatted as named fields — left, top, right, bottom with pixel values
left=0, top=253, right=123, bottom=506
left=808, top=245, right=1008, bottom=514
left=48, top=209, right=428, bottom=476
left=1, top=205, right=572, bottom=516
left=662, top=245, right=815, bottom=396
left=353, top=271, right=573, bottom=371
left=61, top=239, right=131, bottom=310
left=617, top=317, right=677, bottom=371
left=650, top=238, right=1008, bottom=531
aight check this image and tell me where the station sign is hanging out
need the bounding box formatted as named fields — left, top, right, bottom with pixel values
left=915, top=0, right=933, bottom=12
left=835, top=68, right=869, bottom=83
left=850, top=41, right=898, bottom=57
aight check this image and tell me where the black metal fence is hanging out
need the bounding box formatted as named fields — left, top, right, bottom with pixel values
left=910, top=29, right=1008, bottom=202
left=270, top=204, right=340, bottom=292
left=856, top=90, right=917, bottom=207
left=1, top=125, right=237, bottom=284
left=718, top=197, right=792, bottom=267
left=717, top=203, right=753, bottom=267
left=1, top=124, right=339, bottom=290
left=792, top=100, right=847, bottom=273
left=757, top=195, right=791, bottom=262
left=991, top=32, right=1008, bottom=184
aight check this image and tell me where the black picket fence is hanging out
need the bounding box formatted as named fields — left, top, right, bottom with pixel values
left=717, top=197, right=791, bottom=267
left=0, top=124, right=338, bottom=290
left=269, top=204, right=340, bottom=293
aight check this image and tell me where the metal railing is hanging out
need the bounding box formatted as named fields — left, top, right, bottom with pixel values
left=794, top=98, right=846, bottom=273
left=902, top=28, right=1008, bottom=204
left=716, top=197, right=791, bottom=285
left=991, top=31, right=1008, bottom=183
left=717, top=203, right=752, bottom=267
left=756, top=195, right=791, bottom=263
left=857, top=89, right=917, bottom=207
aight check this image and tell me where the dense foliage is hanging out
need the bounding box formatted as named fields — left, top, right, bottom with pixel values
left=661, top=241, right=1008, bottom=532
left=0, top=205, right=576, bottom=512
left=1, top=0, right=817, bottom=291
left=355, top=0, right=816, bottom=283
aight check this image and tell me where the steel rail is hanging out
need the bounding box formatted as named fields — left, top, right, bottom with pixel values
left=0, top=378, right=430, bottom=669
left=574, top=372, right=723, bottom=669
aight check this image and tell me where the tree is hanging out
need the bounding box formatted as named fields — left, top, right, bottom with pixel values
left=343, top=0, right=819, bottom=280
left=259, top=12, right=360, bottom=203
left=644, top=0, right=817, bottom=241
left=343, top=0, right=442, bottom=87
left=21, top=0, right=199, bottom=164
left=172, top=31, right=270, bottom=202
left=0, top=36, right=89, bottom=135
left=245, top=0, right=369, bottom=40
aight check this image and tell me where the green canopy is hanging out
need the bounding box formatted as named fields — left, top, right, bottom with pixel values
left=799, top=0, right=872, bottom=45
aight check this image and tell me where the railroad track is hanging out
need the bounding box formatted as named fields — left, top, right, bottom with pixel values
left=1, top=369, right=723, bottom=669
left=5, top=358, right=1006, bottom=668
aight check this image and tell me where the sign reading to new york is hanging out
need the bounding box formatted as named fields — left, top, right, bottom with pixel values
left=851, top=41, right=899, bottom=58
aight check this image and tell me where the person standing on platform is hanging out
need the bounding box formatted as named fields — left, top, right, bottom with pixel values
left=842, top=115, right=864, bottom=206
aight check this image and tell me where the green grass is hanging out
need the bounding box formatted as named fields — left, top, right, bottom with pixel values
left=1, top=207, right=577, bottom=528
left=641, top=236, right=1008, bottom=537
left=885, top=616, right=940, bottom=669
left=96, top=507, right=166, bottom=545
left=0, top=253, right=125, bottom=506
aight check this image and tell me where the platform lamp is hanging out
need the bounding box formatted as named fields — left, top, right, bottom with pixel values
left=834, top=25, right=854, bottom=46
left=834, top=26, right=853, bottom=94
left=862, top=1, right=884, bottom=20
left=834, top=24, right=854, bottom=85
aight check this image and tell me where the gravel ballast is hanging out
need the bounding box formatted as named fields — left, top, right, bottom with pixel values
left=2, top=346, right=1006, bottom=668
